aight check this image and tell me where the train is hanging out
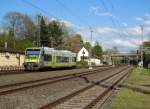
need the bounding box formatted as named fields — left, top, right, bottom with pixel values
left=23, top=47, right=77, bottom=70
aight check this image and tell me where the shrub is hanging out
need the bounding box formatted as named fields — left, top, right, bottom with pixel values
left=77, top=60, right=88, bottom=68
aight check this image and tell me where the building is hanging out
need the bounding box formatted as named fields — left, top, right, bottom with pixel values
left=0, top=47, right=24, bottom=66
left=91, top=58, right=102, bottom=66
left=77, top=47, right=102, bottom=66
left=77, top=47, right=89, bottom=62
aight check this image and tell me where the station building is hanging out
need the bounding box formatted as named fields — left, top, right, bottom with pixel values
left=77, top=47, right=102, bottom=66
left=77, top=47, right=89, bottom=62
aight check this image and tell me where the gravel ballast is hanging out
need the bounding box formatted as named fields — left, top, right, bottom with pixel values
left=0, top=66, right=125, bottom=109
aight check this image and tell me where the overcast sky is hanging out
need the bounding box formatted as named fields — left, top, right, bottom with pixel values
left=0, top=0, right=150, bottom=52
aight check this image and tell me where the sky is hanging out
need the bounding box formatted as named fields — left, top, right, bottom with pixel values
left=0, top=0, right=150, bottom=52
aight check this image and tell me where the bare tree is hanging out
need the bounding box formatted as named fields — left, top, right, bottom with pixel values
left=3, top=12, right=36, bottom=40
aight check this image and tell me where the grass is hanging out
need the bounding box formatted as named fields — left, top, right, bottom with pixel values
left=108, top=68, right=150, bottom=109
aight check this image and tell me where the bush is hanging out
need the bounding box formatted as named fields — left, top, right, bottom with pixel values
left=103, top=61, right=108, bottom=65
left=77, top=60, right=88, bottom=68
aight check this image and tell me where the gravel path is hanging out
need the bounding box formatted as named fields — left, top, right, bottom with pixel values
left=0, top=66, right=125, bottom=109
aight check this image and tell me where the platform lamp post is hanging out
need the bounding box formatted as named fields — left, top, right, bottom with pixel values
left=89, top=27, right=93, bottom=69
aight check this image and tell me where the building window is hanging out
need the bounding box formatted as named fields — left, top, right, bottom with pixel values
left=81, top=56, right=88, bottom=60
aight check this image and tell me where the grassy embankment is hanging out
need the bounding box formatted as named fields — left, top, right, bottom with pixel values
left=108, top=68, right=150, bottom=109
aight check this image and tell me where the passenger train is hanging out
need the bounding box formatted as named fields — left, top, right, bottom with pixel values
left=23, top=47, right=76, bottom=70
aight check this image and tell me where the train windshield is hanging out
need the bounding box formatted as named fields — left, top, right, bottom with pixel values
left=26, top=49, right=41, bottom=58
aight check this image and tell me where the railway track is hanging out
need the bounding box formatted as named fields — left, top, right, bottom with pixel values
left=0, top=65, right=112, bottom=76
left=40, top=66, right=133, bottom=109
left=0, top=66, right=116, bottom=96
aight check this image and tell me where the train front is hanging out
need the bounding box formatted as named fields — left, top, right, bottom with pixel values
left=23, top=48, right=42, bottom=70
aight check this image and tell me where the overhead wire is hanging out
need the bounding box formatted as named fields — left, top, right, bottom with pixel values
left=102, top=0, right=140, bottom=50
left=55, top=0, right=93, bottom=43
left=105, top=0, right=137, bottom=42
left=99, top=0, right=125, bottom=38
left=23, top=0, right=90, bottom=28
left=108, top=0, right=115, bottom=11
left=101, top=0, right=132, bottom=38
left=22, top=0, right=60, bottom=20
left=99, top=0, right=132, bottom=51
left=55, top=0, right=91, bottom=27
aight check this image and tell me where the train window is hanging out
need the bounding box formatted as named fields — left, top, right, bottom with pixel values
left=44, top=54, right=52, bottom=61
left=72, top=57, right=76, bottom=62
left=63, top=57, right=69, bottom=62
left=56, top=56, right=69, bottom=63
left=26, top=49, right=40, bottom=55
left=56, top=56, right=61, bottom=63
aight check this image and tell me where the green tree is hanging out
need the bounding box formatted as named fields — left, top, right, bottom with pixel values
left=15, top=39, right=33, bottom=52
left=0, top=32, right=14, bottom=48
left=40, top=17, right=49, bottom=46
left=47, top=20, right=65, bottom=49
left=143, top=41, right=150, bottom=68
left=92, top=42, right=103, bottom=59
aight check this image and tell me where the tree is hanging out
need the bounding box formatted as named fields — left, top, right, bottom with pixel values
left=47, top=20, right=65, bottom=49
left=143, top=41, right=150, bottom=47
left=105, top=46, right=119, bottom=55
left=23, top=14, right=36, bottom=41
left=0, top=32, right=13, bottom=47
left=40, top=17, right=49, bottom=46
left=92, top=42, right=103, bottom=59
left=63, top=34, right=84, bottom=53
left=3, top=12, right=36, bottom=49
left=15, top=39, right=33, bottom=51
left=143, top=41, right=150, bottom=68
left=3, top=12, right=35, bottom=38
left=84, top=42, right=91, bottom=52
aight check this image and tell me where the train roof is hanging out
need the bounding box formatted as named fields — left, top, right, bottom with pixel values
left=26, top=47, right=76, bottom=57
left=55, top=50, right=76, bottom=57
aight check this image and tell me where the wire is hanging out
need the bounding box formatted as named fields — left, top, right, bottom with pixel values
left=22, top=0, right=59, bottom=20
left=55, top=0, right=91, bottom=27
left=108, top=0, right=115, bottom=11
left=100, top=0, right=125, bottom=38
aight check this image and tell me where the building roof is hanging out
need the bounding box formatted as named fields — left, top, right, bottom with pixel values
left=0, top=47, right=24, bottom=54
left=78, top=47, right=88, bottom=53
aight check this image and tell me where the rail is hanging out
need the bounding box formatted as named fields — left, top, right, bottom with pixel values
left=39, top=66, right=132, bottom=109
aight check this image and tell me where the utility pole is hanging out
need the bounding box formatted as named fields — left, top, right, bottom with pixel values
left=89, top=27, right=93, bottom=69
left=140, top=25, right=144, bottom=68
left=13, top=26, right=16, bottom=49
left=5, top=42, right=7, bottom=48
left=37, top=15, right=41, bottom=47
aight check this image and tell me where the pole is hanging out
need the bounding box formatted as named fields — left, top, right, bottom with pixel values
left=89, top=27, right=93, bottom=69
left=37, top=15, right=41, bottom=47
left=140, top=25, right=144, bottom=68
left=13, top=26, right=16, bottom=49
left=5, top=42, right=7, bottom=48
